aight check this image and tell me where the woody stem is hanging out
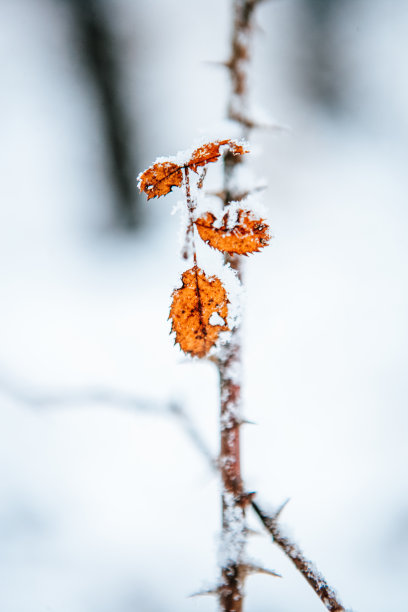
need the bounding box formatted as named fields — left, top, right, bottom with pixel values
left=218, top=338, right=245, bottom=612
left=217, top=1, right=259, bottom=610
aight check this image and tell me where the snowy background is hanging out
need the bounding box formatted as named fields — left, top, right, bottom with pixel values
left=0, top=0, right=408, bottom=610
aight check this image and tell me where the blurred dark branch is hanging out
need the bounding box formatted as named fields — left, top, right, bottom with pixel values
left=0, top=376, right=162, bottom=412
left=297, top=0, right=345, bottom=112
left=0, top=366, right=348, bottom=610
left=68, top=0, right=141, bottom=229
left=169, top=402, right=216, bottom=469
left=0, top=372, right=213, bottom=463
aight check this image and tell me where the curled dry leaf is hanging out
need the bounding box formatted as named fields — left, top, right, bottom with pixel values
left=138, top=161, right=183, bottom=200
left=188, top=139, right=248, bottom=173
left=195, top=210, right=270, bottom=255
left=138, top=139, right=248, bottom=200
left=170, top=266, right=229, bottom=358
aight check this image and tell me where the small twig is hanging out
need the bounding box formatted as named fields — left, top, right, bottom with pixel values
left=0, top=372, right=214, bottom=465
left=197, top=167, right=208, bottom=190
left=206, top=184, right=267, bottom=203
left=0, top=374, right=160, bottom=412
left=229, top=110, right=288, bottom=131
left=169, top=402, right=216, bottom=469
left=241, top=562, right=281, bottom=578
left=251, top=500, right=346, bottom=612
left=0, top=369, right=349, bottom=610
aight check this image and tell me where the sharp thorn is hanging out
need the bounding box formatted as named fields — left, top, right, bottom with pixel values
left=238, top=418, right=257, bottom=426
left=189, top=586, right=220, bottom=598
left=243, top=563, right=281, bottom=578
left=244, top=527, right=263, bottom=537
left=272, top=498, right=291, bottom=521
left=203, top=59, right=231, bottom=69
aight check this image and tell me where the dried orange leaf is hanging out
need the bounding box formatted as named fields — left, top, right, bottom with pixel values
left=188, top=139, right=248, bottom=173
left=138, top=140, right=248, bottom=201
left=170, top=266, right=229, bottom=358
left=138, top=161, right=183, bottom=200
left=195, top=210, right=270, bottom=255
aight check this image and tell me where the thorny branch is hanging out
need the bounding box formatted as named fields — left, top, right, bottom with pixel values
left=218, top=2, right=349, bottom=611
left=216, top=0, right=263, bottom=609
left=222, top=2, right=349, bottom=610
left=227, top=0, right=261, bottom=135
left=251, top=501, right=346, bottom=612
left=176, top=398, right=347, bottom=611
left=179, top=399, right=347, bottom=611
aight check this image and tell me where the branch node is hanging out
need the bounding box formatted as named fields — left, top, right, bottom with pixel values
left=236, top=490, right=256, bottom=508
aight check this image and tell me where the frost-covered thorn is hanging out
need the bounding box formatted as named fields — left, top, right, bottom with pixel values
left=189, top=586, right=221, bottom=598
left=244, top=526, right=263, bottom=537
left=237, top=417, right=257, bottom=426
left=242, top=563, right=281, bottom=578
left=271, top=498, right=291, bottom=521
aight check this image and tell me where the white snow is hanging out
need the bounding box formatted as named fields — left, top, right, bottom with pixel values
left=218, top=491, right=246, bottom=568
left=209, top=312, right=226, bottom=327
left=1, top=1, right=408, bottom=612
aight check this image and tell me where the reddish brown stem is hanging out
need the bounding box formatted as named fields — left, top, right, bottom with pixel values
left=217, top=2, right=260, bottom=610
left=218, top=340, right=245, bottom=611
left=227, top=0, right=258, bottom=136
